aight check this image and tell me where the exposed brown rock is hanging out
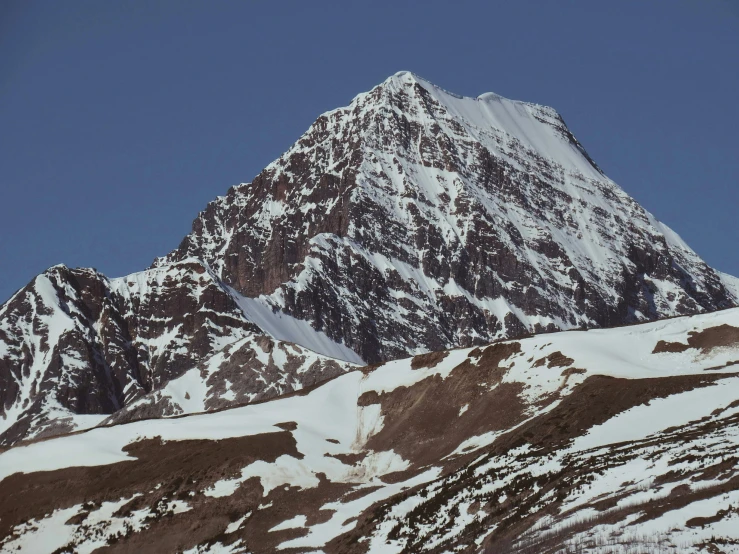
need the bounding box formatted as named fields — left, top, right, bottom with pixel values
left=533, top=351, right=575, bottom=368
left=410, top=350, right=449, bottom=370
left=361, top=342, right=524, bottom=467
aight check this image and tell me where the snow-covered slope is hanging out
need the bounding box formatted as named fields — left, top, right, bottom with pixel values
left=720, top=270, right=739, bottom=300
left=2, top=308, right=739, bottom=552
left=161, top=71, right=737, bottom=363
left=103, top=333, right=356, bottom=426
left=0, top=261, right=354, bottom=446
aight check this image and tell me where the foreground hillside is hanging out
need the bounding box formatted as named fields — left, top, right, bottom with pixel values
left=2, top=307, right=739, bottom=553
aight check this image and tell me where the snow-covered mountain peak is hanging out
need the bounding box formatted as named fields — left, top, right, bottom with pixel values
left=1, top=73, right=736, bottom=447
left=349, top=71, right=601, bottom=178
left=1, top=72, right=739, bottom=551
left=383, top=70, right=464, bottom=98
left=158, top=73, right=736, bottom=363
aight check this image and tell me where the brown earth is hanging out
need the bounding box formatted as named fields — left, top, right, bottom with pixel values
left=653, top=324, right=739, bottom=355
left=0, top=431, right=298, bottom=552
left=359, top=342, right=525, bottom=466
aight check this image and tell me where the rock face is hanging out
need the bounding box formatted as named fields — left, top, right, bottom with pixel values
left=0, top=71, right=737, bottom=446
left=159, top=72, right=737, bottom=363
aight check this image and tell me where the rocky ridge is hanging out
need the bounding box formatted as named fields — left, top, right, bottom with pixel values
left=0, top=261, right=354, bottom=446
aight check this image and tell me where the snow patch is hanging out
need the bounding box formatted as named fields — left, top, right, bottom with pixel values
left=229, top=288, right=364, bottom=364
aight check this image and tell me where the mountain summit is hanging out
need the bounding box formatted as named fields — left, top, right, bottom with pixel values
left=0, top=73, right=736, bottom=445
left=160, top=71, right=736, bottom=362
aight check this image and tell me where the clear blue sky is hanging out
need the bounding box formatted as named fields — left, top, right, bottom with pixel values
left=1, top=0, right=738, bottom=303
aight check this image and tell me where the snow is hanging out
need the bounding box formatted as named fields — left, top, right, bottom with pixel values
left=361, top=347, right=471, bottom=395
left=225, top=513, right=250, bottom=534
left=571, top=376, right=739, bottom=451
left=181, top=540, right=247, bottom=554
left=446, top=430, right=503, bottom=458
left=161, top=366, right=209, bottom=414
left=282, top=467, right=442, bottom=552
left=229, top=287, right=365, bottom=364
left=110, top=329, right=358, bottom=423
left=499, top=306, right=739, bottom=400
left=0, top=506, right=80, bottom=553
left=0, top=364, right=364, bottom=481
left=3, top=305, right=739, bottom=551
left=563, top=489, right=739, bottom=553
left=203, top=479, right=242, bottom=498
left=0, top=494, right=155, bottom=554
left=390, top=72, right=603, bottom=180
left=270, top=514, right=307, bottom=532
left=719, top=270, right=739, bottom=302
left=4, top=307, right=739, bottom=484
left=239, top=454, right=323, bottom=496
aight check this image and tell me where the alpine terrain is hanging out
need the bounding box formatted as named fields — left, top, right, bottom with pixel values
left=4, top=308, right=739, bottom=552
left=1, top=72, right=738, bottom=553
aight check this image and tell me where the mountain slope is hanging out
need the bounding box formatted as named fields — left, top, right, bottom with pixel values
left=0, top=261, right=354, bottom=446
left=159, top=71, right=737, bottom=363
left=3, top=308, right=739, bottom=552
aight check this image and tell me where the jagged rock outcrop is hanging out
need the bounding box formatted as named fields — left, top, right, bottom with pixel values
left=104, top=334, right=353, bottom=426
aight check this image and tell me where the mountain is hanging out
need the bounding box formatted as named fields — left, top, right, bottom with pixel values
left=0, top=72, right=737, bottom=447
left=157, top=71, right=738, bottom=363
left=3, top=307, right=739, bottom=553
